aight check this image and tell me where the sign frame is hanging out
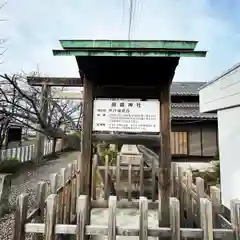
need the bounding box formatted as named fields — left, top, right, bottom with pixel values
left=92, top=99, right=160, bottom=133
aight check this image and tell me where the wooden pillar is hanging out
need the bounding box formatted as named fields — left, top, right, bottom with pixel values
left=200, top=125, right=203, bottom=157
left=159, top=83, right=171, bottom=227
left=35, top=83, right=50, bottom=163
left=79, top=77, right=93, bottom=198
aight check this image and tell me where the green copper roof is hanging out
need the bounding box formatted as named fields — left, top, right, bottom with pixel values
left=53, top=39, right=207, bottom=58
left=53, top=49, right=206, bottom=57
left=59, top=40, right=198, bottom=50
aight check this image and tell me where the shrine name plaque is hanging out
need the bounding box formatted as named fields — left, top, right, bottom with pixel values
left=93, top=99, right=160, bottom=133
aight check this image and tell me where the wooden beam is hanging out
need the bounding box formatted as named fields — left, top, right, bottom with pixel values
left=92, top=133, right=160, bottom=145
left=27, top=77, right=83, bottom=86
left=80, top=77, right=93, bottom=198
left=159, top=82, right=171, bottom=227
left=93, top=86, right=161, bottom=99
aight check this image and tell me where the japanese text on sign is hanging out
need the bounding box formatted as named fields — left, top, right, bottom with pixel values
left=92, top=99, right=160, bottom=132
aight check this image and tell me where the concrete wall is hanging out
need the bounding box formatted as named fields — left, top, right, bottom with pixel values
left=200, top=63, right=240, bottom=113
left=217, top=107, right=240, bottom=209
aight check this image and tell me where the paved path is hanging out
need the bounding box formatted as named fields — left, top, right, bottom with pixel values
left=0, top=151, right=80, bottom=240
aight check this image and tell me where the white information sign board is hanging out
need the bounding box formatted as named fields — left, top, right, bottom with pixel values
left=93, top=99, right=160, bottom=132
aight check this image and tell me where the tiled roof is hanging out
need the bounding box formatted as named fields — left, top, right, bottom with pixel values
left=170, top=82, right=206, bottom=96
left=171, top=103, right=217, bottom=120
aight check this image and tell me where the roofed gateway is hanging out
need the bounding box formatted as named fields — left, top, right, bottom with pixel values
left=52, top=39, right=207, bottom=226
left=53, top=40, right=206, bottom=99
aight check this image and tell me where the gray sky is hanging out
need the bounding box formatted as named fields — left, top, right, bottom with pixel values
left=1, top=0, right=240, bottom=82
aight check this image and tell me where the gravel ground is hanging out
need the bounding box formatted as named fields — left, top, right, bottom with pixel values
left=0, top=151, right=80, bottom=240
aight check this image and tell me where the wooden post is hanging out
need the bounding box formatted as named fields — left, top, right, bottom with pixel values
left=159, top=83, right=171, bottom=227
left=230, top=199, right=240, bottom=240
left=186, top=170, right=193, bottom=227
left=200, top=198, right=213, bottom=240
left=104, top=155, right=109, bottom=200
left=50, top=173, right=58, bottom=194
left=200, top=125, right=203, bottom=157
left=76, top=195, right=89, bottom=240
left=210, top=186, right=221, bottom=228
left=177, top=166, right=184, bottom=225
left=139, top=196, right=148, bottom=240
left=32, top=182, right=47, bottom=240
left=65, top=164, right=73, bottom=224
left=139, top=156, right=144, bottom=197
left=196, top=177, right=204, bottom=227
left=59, top=168, right=67, bottom=224
left=71, top=162, right=77, bottom=219
left=151, top=157, right=156, bottom=201
left=44, top=194, right=57, bottom=240
left=128, top=163, right=132, bottom=201
left=169, top=197, right=180, bottom=240
left=171, top=162, right=177, bottom=197
left=108, top=196, right=117, bottom=240
left=116, top=154, right=121, bottom=200
left=35, top=83, right=50, bottom=163
left=13, top=193, right=28, bottom=240
left=91, top=155, right=97, bottom=200
left=80, top=77, right=93, bottom=198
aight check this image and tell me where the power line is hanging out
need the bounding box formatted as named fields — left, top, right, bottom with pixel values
left=127, top=0, right=133, bottom=40
left=127, top=0, right=140, bottom=40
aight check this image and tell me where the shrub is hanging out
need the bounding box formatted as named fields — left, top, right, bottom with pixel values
left=0, top=159, right=35, bottom=174
left=213, top=149, right=219, bottom=160
left=98, top=144, right=118, bottom=165
left=0, top=160, right=21, bottom=174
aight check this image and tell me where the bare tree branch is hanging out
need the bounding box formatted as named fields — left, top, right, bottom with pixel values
left=0, top=72, right=83, bottom=150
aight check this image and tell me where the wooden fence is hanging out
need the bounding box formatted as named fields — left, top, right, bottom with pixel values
left=0, top=140, right=62, bottom=162
left=13, top=154, right=239, bottom=240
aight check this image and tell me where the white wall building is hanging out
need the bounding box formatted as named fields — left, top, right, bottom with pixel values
left=199, top=62, right=240, bottom=209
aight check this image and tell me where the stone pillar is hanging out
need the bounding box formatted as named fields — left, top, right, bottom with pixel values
left=0, top=174, right=11, bottom=217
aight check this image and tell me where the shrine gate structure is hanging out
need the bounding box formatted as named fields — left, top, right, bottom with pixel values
left=29, top=40, right=207, bottom=226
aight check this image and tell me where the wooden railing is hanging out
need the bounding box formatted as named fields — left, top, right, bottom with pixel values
left=13, top=153, right=238, bottom=240
left=0, top=140, right=62, bottom=162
